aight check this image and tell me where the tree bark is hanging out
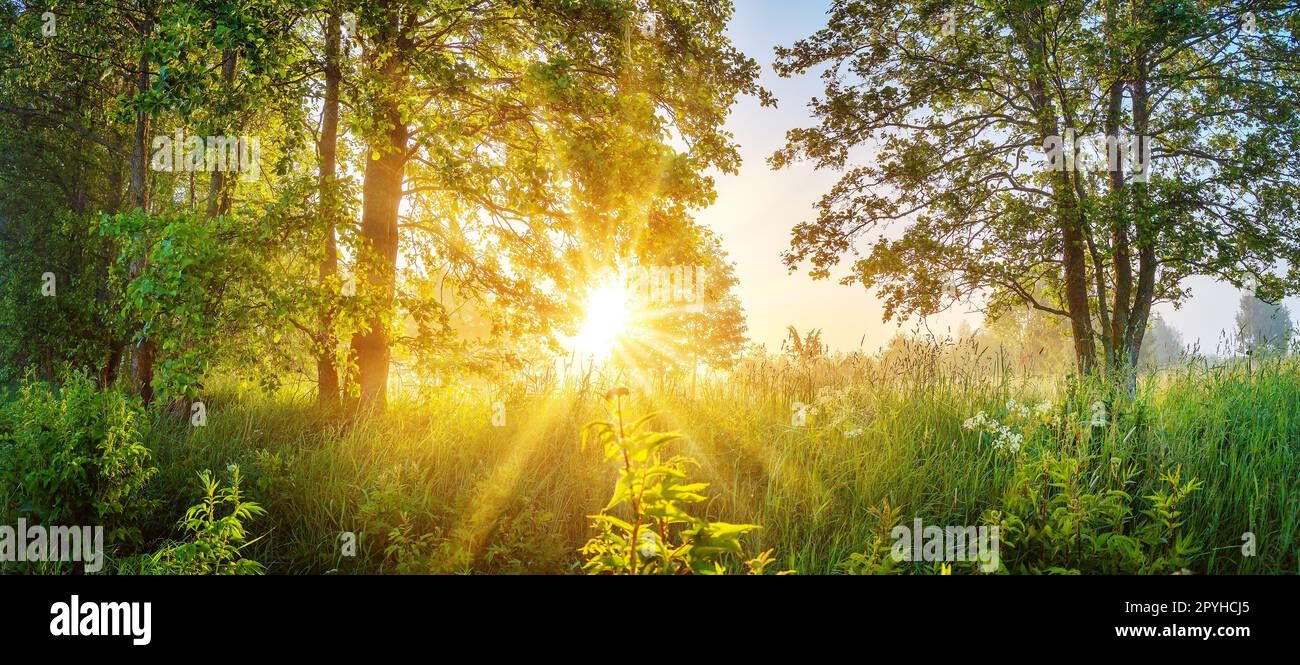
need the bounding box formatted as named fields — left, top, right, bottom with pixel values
left=128, top=27, right=155, bottom=405
left=1016, top=9, right=1097, bottom=374
left=317, top=9, right=343, bottom=407
left=205, top=48, right=239, bottom=219
left=349, top=7, right=408, bottom=410
left=1124, top=68, right=1157, bottom=394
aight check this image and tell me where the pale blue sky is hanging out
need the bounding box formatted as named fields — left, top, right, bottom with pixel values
left=698, top=0, right=1296, bottom=355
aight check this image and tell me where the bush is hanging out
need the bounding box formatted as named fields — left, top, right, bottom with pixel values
left=579, top=388, right=786, bottom=575
left=0, top=370, right=156, bottom=547
left=989, top=455, right=1203, bottom=574
left=124, top=465, right=266, bottom=575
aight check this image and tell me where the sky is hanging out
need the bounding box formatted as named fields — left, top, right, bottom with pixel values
left=697, top=0, right=1299, bottom=355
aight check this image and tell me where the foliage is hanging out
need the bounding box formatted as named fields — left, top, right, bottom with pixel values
left=989, top=457, right=1203, bottom=575
left=839, top=500, right=907, bottom=575
left=0, top=349, right=1280, bottom=575
left=580, top=388, right=780, bottom=575
left=1235, top=293, right=1296, bottom=356
left=0, top=371, right=156, bottom=546
left=773, top=1, right=1300, bottom=372
left=128, top=465, right=266, bottom=575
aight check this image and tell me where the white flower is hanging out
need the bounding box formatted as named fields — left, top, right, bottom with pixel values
left=963, top=411, right=988, bottom=431
left=845, top=428, right=863, bottom=438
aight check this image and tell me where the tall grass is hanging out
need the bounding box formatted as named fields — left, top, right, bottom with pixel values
left=101, top=350, right=1300, bottom=574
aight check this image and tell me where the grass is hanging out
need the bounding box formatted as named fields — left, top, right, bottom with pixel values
left=120, top=349, right=1299, bottom=575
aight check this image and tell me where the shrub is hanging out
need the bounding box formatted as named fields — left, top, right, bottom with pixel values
left=580, top=388, right=786, bottom=575
left=126, top=465, right=266, bottom=575
left=988, top=455, right=1203, bottom=574
left=0, top=370, right=156, bottom=546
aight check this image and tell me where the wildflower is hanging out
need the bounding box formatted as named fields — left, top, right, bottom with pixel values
left=845, top=428, right=863, bottom=438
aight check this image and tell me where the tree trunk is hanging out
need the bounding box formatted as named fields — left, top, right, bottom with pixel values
left=128, top=31, right=155, bottom=405
left=317, top=9, right=343, bottom=407
left=1057, top=180, right=1098, bottom=374
left=1123, top=69, right=1157, bottom=396
left=1015, top=10, right=1097, bottom=375
left=205, top=48, right=239, bottom=218
left=349, top=10, right=408, bottom=410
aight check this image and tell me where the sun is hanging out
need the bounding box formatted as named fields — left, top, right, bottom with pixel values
left=571, top=279, right=632, bottom=358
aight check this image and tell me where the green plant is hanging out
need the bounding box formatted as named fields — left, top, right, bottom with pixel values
left=840, top=500, right=908, bottom=575
left=580, top=388, right=781, bottom=575
left=989, top=453, right=1203, bottom=574
left=132, top=465, right=267, bottom=575
left=382, top=512, right=445, bottom=574
left=0, top=371, right=156, bottom=546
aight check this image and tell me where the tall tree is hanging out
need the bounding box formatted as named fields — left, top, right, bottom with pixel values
left=773, top=1, right=1300, bottom=385
left=344, top=0, right=769, bottom=408
left=1137, top=314, right=1185, bottom=368
left=1236, top=292, right=1295, bottom=356
left=316, top=5, right=344, bottom=406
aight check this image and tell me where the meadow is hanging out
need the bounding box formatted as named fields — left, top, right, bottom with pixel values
left=6, top=344, right=1294, bottom=575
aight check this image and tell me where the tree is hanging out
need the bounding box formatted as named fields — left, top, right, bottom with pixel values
left=773, top=1, right=1300, bottom=385
left=1236, top=293, right=1295, bottom=356
left=315, top=5, right=344, bottom=406
left=1, top=0, right=319, bottom=405
left=978, top=304, right=1075, bottom=376
left=612, top=230, right=750, bottom=379
left=1137, top=314, right=1185, bottom=368
left=343, top=0, right=769, bottom=408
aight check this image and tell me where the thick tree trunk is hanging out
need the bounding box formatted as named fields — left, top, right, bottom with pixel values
left=1057, top=179, right=1098, bottom=374
left=1015, top=10, right=1098, bottom=375
left=350, top=13, right=408, bottom=410
left=317, top=10, right=342, bottom=407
